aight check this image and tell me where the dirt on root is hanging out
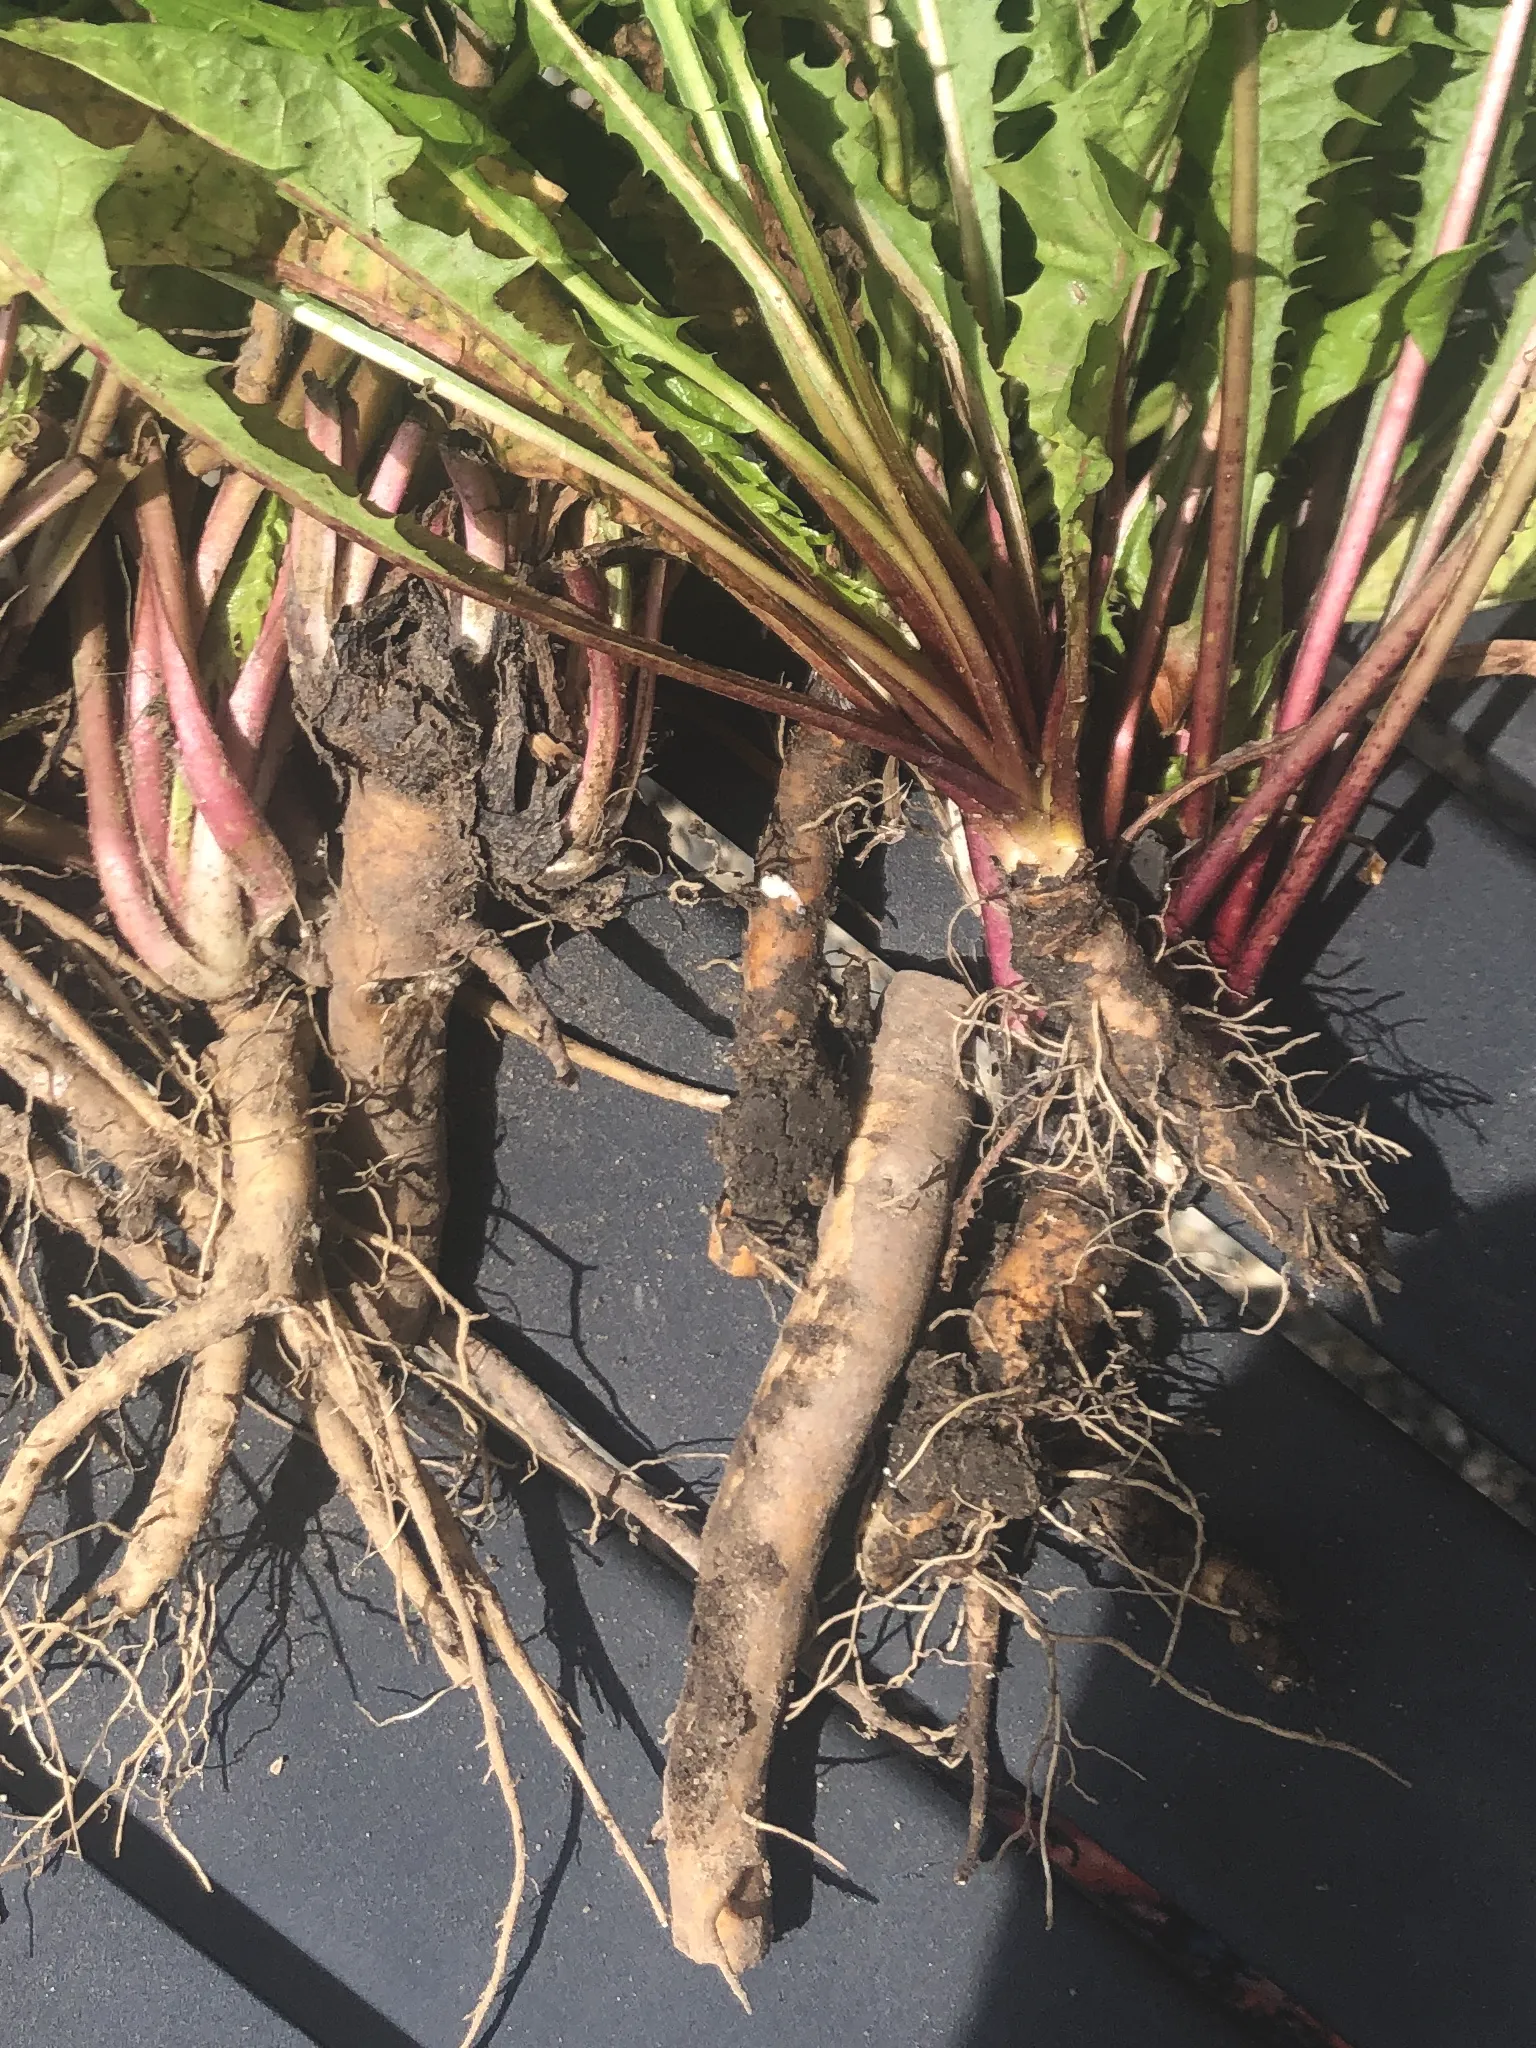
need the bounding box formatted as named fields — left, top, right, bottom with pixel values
left=300, top=581, right=619, bottom=925
left=1006, top=864, right=1383, bottom=1284
left=711, top=716, right=867, bottom=1278
left=712, top=1044, right=850, bottom=1277
left=859, top=1350, right=1042, bottom=1593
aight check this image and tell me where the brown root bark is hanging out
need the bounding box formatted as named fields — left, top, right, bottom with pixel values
left=710, top=716, right=866, bottom=1280
left=300, top=1325, right=472, bottom=1687
left=0, top=1103, right=106, bottom=1246
left=956, top=1581, right=1002, bottom=1881
left=1007, top=869, right=1378, bottom=1284
left=99, top=1332, right=252, bottom=1617
left=858, top=1183, right=1119, bottom=1595
left=972, top=1184, right=1123, bottom=1383
left=663, top=970, right=971, bottom=1979
left=325, top=780, right=476, bottom=1342
left=0, top=984, right=185, bottom=1237
left=436, top=1322, right=704, bottom=1570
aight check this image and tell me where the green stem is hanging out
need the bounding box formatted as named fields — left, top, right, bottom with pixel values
left=511, top=6, right=1026, bottom=774
left=914, top=0, right=1001, bottom=357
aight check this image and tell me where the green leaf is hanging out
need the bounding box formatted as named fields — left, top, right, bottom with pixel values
left=3, top=17, right=673, bottom=474
left=461, top=0, right=519, bottom=43
left=97, top=116, right=294, bottom=270
left=1414, top=264, right=1536, bottom=549
left=518, top=0, right=881, bottom=488
left=1346, top=491, right=1536, bottom=619
left=772, top=51, right=1013, bottom=517
left=1179, top=0, right=1397, bottom=522
left=0, top=88, right=968, bottom=775
left=884, top=0, right=1023, bottom=352
left=148, top=0, right=398, bottom=62
left=1407, top=0, right=1529, bottom=267
left=9, top=14, right=922, bottom=622
left=995, top=0, right=1214, bottom=521
left=1281, top=244, right=1480, bottom=445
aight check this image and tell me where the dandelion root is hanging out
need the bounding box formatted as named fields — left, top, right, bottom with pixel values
left=663, top=970, right=971, bottom=1977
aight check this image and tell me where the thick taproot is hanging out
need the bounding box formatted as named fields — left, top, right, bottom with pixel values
left=664, top=970, right=972, bottom=1977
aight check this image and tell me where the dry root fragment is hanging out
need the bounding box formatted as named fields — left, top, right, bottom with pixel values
left=663, top=970, right=971, bottom=1979
left=710, top=714, right=866, bottom=1280
left=957, top=1581, right=1002, bottom=1881
left=463, top=985, right=731, bottom=1112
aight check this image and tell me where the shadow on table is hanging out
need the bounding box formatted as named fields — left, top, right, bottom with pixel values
left=0, top=1717, right=425, bottom=2048
left=951, top=1178, right=1536, bottom=2048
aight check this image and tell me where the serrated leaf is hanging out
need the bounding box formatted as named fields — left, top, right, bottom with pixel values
left=517, top=0, right=877, bottom=486
left=0, top=89, right=956, bottom=776
left=1179, top=0, right=1397, bottom=524
left=1280, top=244, right=1480, bottom=445
left=6, top=17, right=692, bottom=478
left=995, top=0, right=1213, bottom=521
left=9, top=13, right=908, bottom=624
left=884, top=0, right=1024, bottom=352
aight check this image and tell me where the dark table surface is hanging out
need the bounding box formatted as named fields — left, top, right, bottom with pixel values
left=6, top=647, right=1536, bottom=2048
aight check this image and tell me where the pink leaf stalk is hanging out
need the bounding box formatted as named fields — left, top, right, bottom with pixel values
left=336, top=410, right=430, bottom=612
left=1230, top=410, right=1536, bottom=996
left=0, top=456, right=96, bottom=564
left=1182, top=1, right=1259, bottom=845
left=962, top=815, right=1022, bottom=990
left=0, top=295, right=21, bottom=393
left=191, top=471, right=266, bottom=629
left=1163, top=528, right=1474, bottom=939
left=1101, top=396, right=1221, bottom=842
left=133, top=459, right=294, bottom=932
left=983, top=494, right=1042, bottom=750
left=252, top=694, right=298, bottom=812
left=123, top=573, right=172, bottom=879
left=440, top=441, right=506, bottom=662
left=286, top=381, right=346, bottom=635
left=220, top=558, right=293, bottom=788
left=1396, top=311, right=1536, bottom=599
left=283, top=376, right=358, bottom=689
left=618, top=554, right=671, bottom=795
left=68, top=541, right=224, bottom=999
left=1272, top=0, right=1535, bottom=743
left=151, top=593, right=294, bottom=931
left=1188, top=0, right=1536, bottom=959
